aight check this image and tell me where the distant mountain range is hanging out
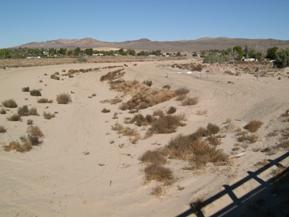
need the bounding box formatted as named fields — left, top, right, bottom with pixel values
left=19, top=37, right=289, bottom=52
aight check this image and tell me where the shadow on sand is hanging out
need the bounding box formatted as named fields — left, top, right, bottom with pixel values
left=176, top=151, right=289, bottom=217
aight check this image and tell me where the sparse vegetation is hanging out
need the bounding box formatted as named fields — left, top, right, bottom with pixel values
left=0, top=126, right=7, bottom=133
left=2, top=99, right=17, bottom=108
left=0, top=108, right=6, bottom=114
left=22, top=87, right=30, bottom=92
left=37, top=98, right=53, bottom=103
left=167, top=106, right=177, bottom=114
left=27, top=126, right=44, bottom=146
left=18, top=105, right=38, bottom=116
left=7, top=114, right=21, bottom=121
left=144, top=164, right=174, bottom=184
left=30, top=89, right=41, bottom=96
left=56, top=93, right=71, bottom=104
left=43, top=112, right=55, bottom=120
left=140, top=150, right=167, bottom=165
left=244, top=120, right=263, bottom=133
left=175, top=87, right=190, bottom=96
left=112, top=123, right=140, bottom=144
left=101, top=108, right=111, bottom=113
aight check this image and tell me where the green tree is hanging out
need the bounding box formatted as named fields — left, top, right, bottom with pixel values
left=233, top=46, right=244, bottom=60
left=73, top=47, right=81, bottom=56
left=84, top=48, right=93, bottom=56
left=275, top=49, right=289, bottom=68
left=266, top=47, right=278, bottom=60
left=127, top=49, right=136, bottom=56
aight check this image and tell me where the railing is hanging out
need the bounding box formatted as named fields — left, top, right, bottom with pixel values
left=176, top=151, right=289, bottom=217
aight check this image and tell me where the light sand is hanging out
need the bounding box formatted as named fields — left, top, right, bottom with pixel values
left=0, top=60, right=289, bottom=217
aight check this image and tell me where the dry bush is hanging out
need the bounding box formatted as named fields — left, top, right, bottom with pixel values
left=163, top=132, right=228, bottom=168
left=142, top=80, right=153, bottom=87
left=27, top=126, right=44, bottom=146
left=37, top=98, right=53, bottom=103
left=172, top=63, right=203, bottom=72
left=147, top=114, right=185, bottom=136
left=22, top=87, right=30, bottom=92
left=50, top=74, right=60, bottom=80
left=144, top=164, right=174, bottom=184
left=140, top=150, right=167, bottom=165
left=167, top=106, right=177, bottom=114
left=153, top=110, right=165, bottom=117
left=27, top=119, right=33, bottom=125
left=30, top=89, right=41, bottom=96
left=18, top=105, right=38, bottom=116
left=101, top=108, right=111, bottom=113
left=0, top=126, right=7, bottom=133
left=7, top=114, right=21, bottom=121
left=244, top=120, right=263, bottom=133
left=2, top=99, right=17, bottom=108
left=4, top=141, right=32, bottom=153
left=0, top=108, right=6, bottom=114
left=206, top=135, right=221, bottom=146
left=236, top=131, right=258, bottom=143
left=112, top=123, right=140, bottom=144
left=151, top=186, right=164, bottom=196
left=182, top=97, right=198, bottom=106
left=43, top=112, right=55, bottom=120
left=175, top=87, right=190, bottom=96
left=100, top=69, right=125, bottom=81
left=162, top=84, right=171, bottom=89
left=129, top=114, right=154, bottom=126
left=207, top=123, right=220, bottom=135
left=56, top=93, right=71, bottom=104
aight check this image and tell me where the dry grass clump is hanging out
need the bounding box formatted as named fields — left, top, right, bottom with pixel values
left=172, top=63, right=203, bottom=72
left=128, top=113, right=154, bottom=126
left=146, top=114, right=186, bottom=136
left=2, top=99, right=17, bottom=108
left=27, top=126, right=44, bottom=146
left=167, top=106, right=177, bottom=114
left=0, top=126, right=7, bottom=133
left=7, top=114, right=21, bottom=121
left=18, top=105, right=38, bottom=116
left=151, top=186, right=164, bottom=196
left=236, top=131, right=258, bottom=143
left=50, top=73, right=60, bottom=80
left=0, top=108, right=7, bottom=114
left=181, top=97, right=198, bottom=106
left=37, top=98, right=53, bottom=103
left=30, top=89, right=41, bottom=96
left=112, top=123, right=140, bottom=144
left=56, top=93, right=71, bottom=104
left=100, top=69, right=125, bottom=81
left=244, top=120, right=263, bottom=133
left=206, top=135, right=221, bottom=146
left=207, top=123, right=220, bottom=135
left=4, top=141, right=32, bottom=153
left=140, top=150, right=167, bottom=165
left=142, top=80, right=153, bottom=87
left=175, top=87, right=190, bottom=96
left=43, top=112, right=55, bottom=120
left=144, top=164, right=174, bottom=184
left=101, top=108, right=111, bottom=113
left=22, top=87, right=30, bottom=92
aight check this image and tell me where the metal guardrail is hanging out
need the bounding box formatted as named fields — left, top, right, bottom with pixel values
left=176, top=151, right=289, bottom=217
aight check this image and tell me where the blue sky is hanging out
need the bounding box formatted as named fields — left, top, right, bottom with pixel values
left=1, top=0, right=289, bottom=48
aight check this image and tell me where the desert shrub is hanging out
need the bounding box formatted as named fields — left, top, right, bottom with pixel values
left=7, top=114, right=21, bottom=121
left=244, top=120, right=263, bottom=133
left=167, top=106, right=177, bottom=114
left=175, top=88, right=189, bottom=96
left=56, top=93, right=71, bottom=104
left=207, top=123, right=220, bottom=135
left=50, top=74, right=60, bottom=80
left=153, top=110, right=165, bottom=117
left=0, top=108, right=6, bottom=114
left=43, top=112, right=55, bottom=120
left=140, top=150, right=166, bottom=165
left=129, top=114, right=154, bottom=126
left=18, top=105, right=38, bottom=116
left=236, top=131, right=258, bottom=143
left=147, top=114, right=185, bottom=135
left=2, top=99, right=17, bottom=108
left=162, top=84, right=171, bottom=89
left=182, top=97, right=198, bottom=106
left=22, top=87, right=30, bottom=92
left=30, top=89, right=41, bottom=96
left=27, top=119, right=33, bottom=125
left=0, top=126, right=7, bottom=133
left=4, top=141, right=32, bottom=153
left=176, top=94, right=187, bottom=101
left=144, top=164, right=174, bottom=184
left=112, top=123, right=140, bottom=144
left=27, top=126, right=44, bottom=146
left=207, top=135, right=221, bottom=146
left=37, top=98, right=53, bottom=103
left=143, top=80, right=153, bottom=87
left=100, top=69, right=125, bottom=81
left=101, top=108, right=110, bottom=113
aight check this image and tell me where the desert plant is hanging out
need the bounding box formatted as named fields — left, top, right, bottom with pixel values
left=43, top=112, right=55, bottom=120
left=18, top=105, right=38, bottom=116
left=167, top=106, right=177, bottom=114
left=27, top=126, right=44, bottom=146
left=144, top=164, right=173, bottom=184
left=56, top=93, right=71, bottom=104
left=2, top=99, right=17, bottom=108
left=140, top=150, right=166, bottom=165
left=182, top=97, right=198, bottom=106
left=22, top=87, right=30, bottom=92
left=175, top=87, right=189, bottom=96
left=7, top=114, right=21, bottom=121
left=0, top=126, right=7, bottom=133
left=244, top=120, right=263, bottom=133
left=37, top=98, right=53, bottom=103
left=143, top=80, right=153, bottom=87
left=0, top=108, right=6, bottom=114
left=207, top=123, right=220, bottom=135
left=30, top=89, right=41, bottom=96
left=27, top=119, right=33, bottom=125
left=101, top=108, right=110, bottom=113
left=3, top=140, right=32, bottom=153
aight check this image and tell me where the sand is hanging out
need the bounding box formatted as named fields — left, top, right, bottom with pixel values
left=0, top=59, right=289, bottom=217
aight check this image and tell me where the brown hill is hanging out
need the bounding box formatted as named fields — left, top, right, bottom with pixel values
left=19, top=37, right=289, bottom=52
